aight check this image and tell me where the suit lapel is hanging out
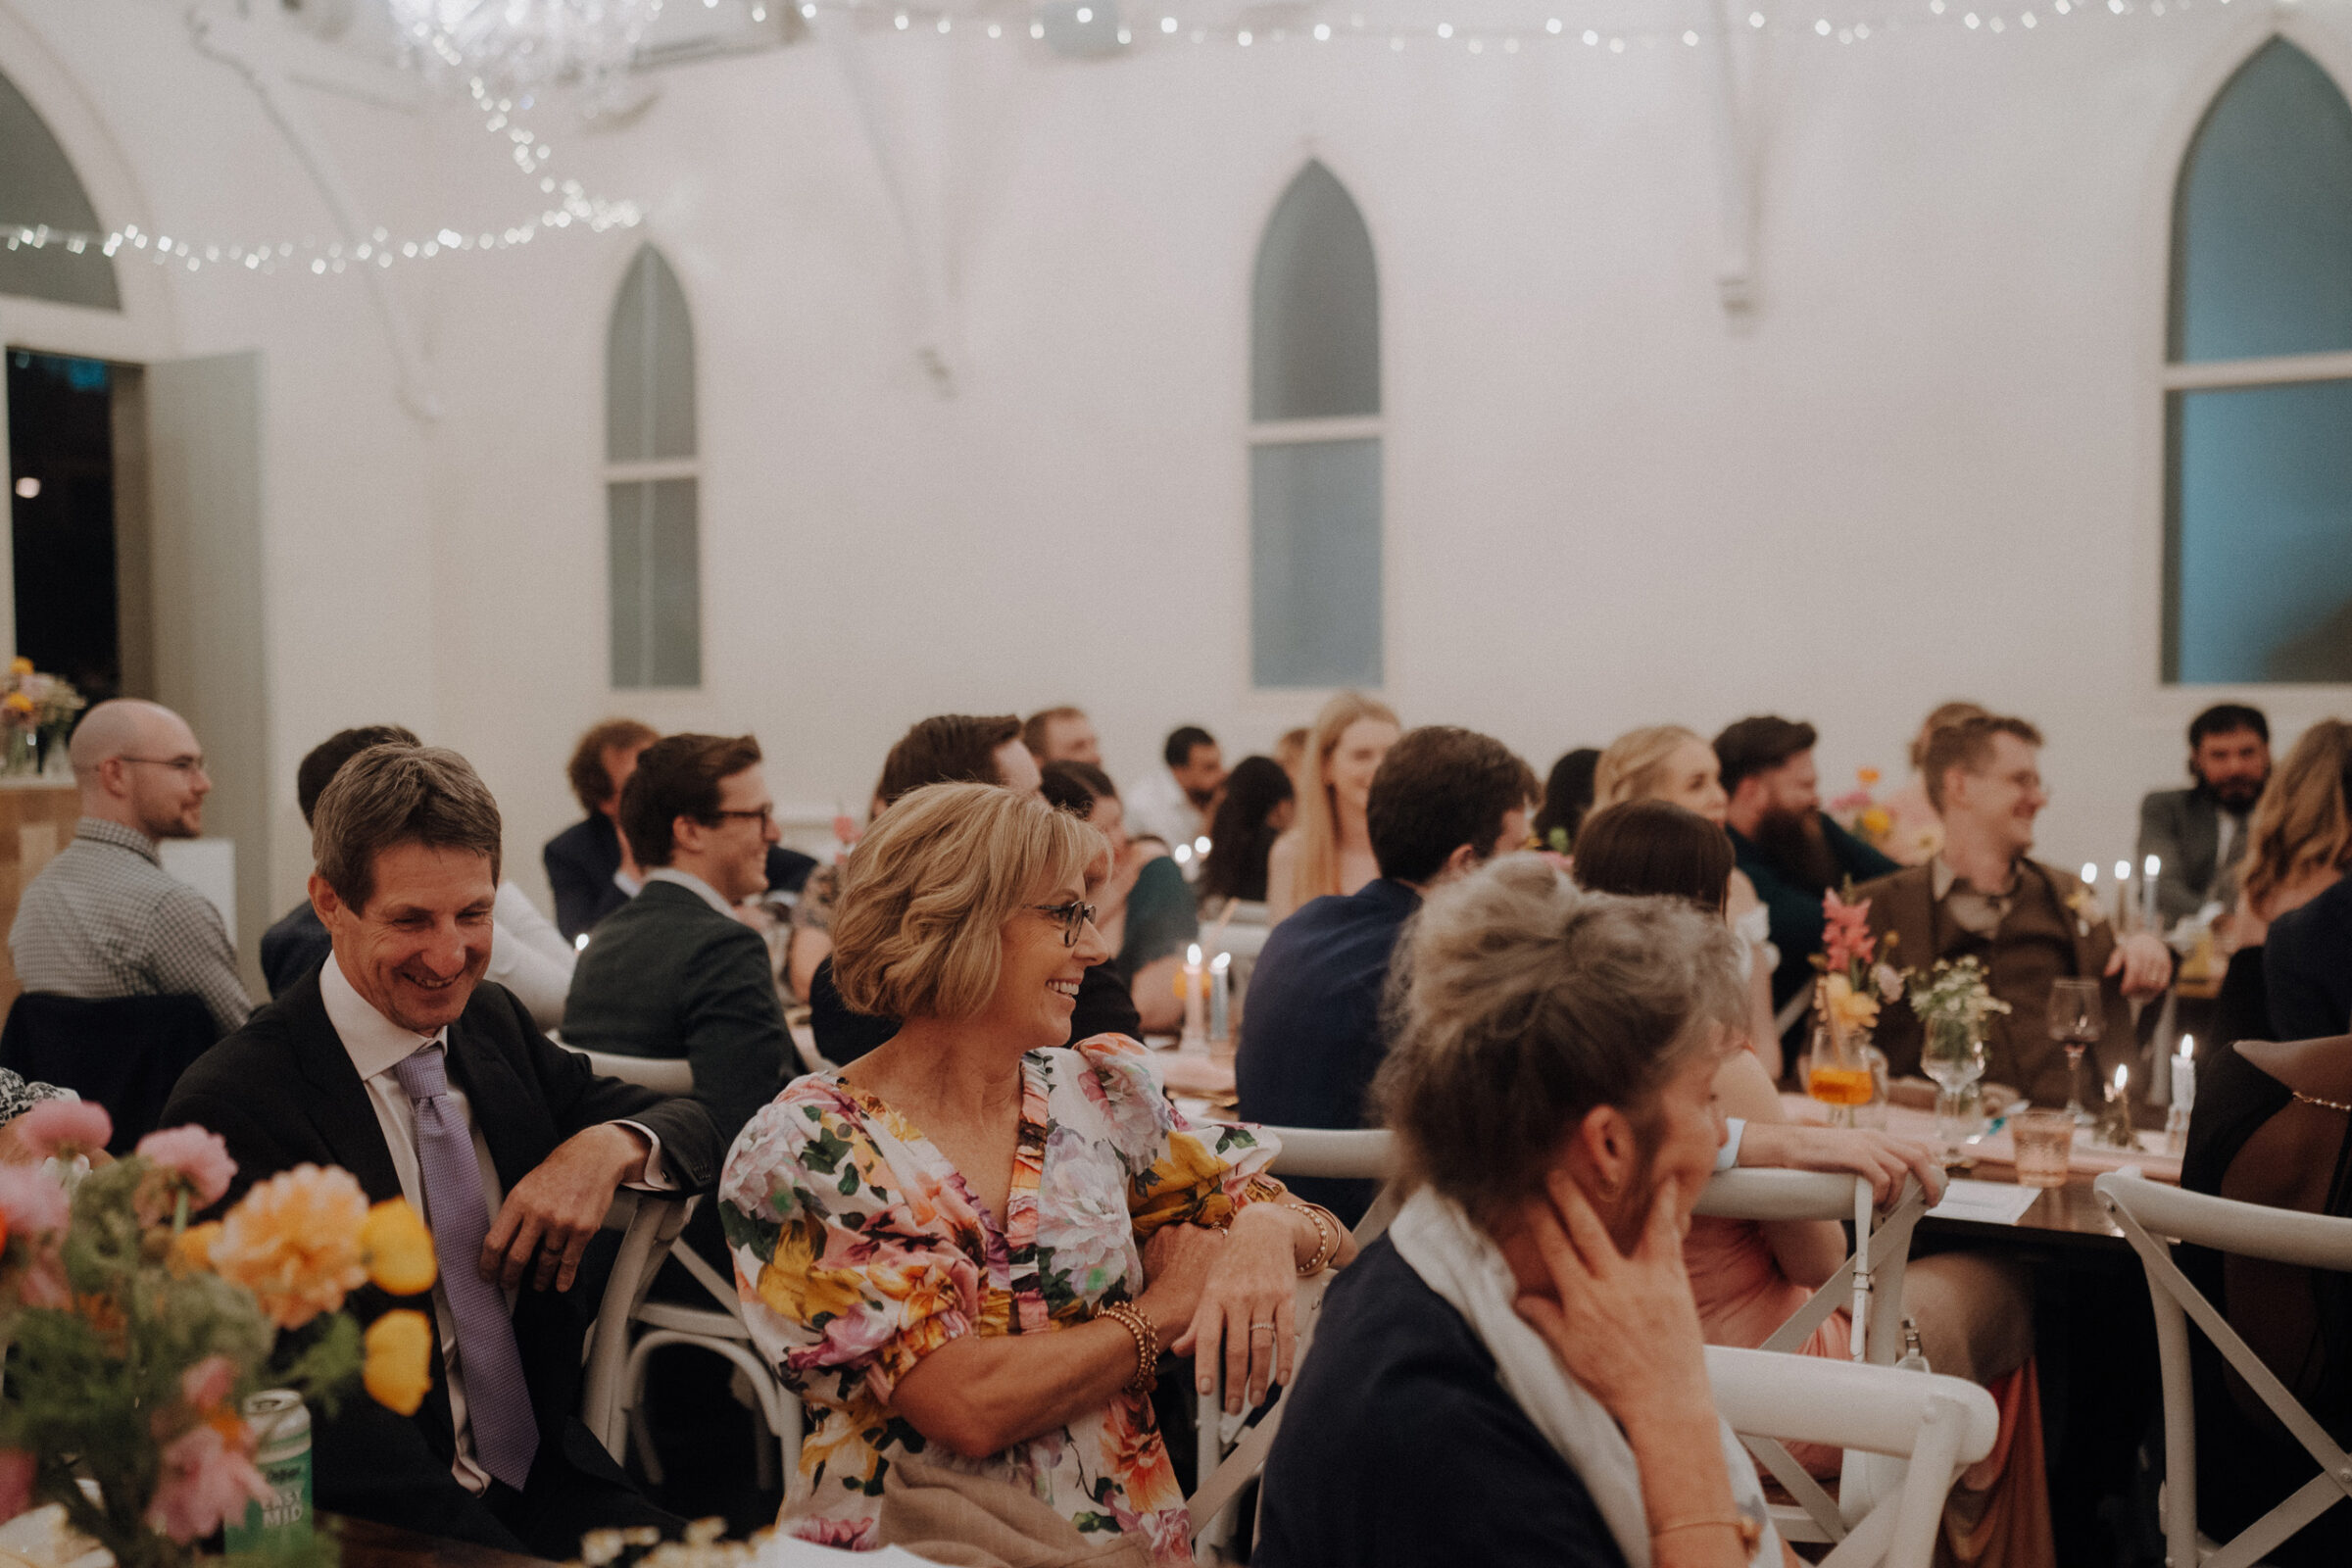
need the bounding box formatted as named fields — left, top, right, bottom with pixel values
left=283, top=981, right=407, bottom=1205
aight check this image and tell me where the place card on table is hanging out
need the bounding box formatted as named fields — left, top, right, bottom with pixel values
left=1927, top=1179, right=2046, bottom=1227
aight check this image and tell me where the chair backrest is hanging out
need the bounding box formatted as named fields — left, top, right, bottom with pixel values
left=1262, top=1125, right=1399, bottom=1245
left=576, top=1048, right=697, bottom=1097
left=580, top=1189, right=696, bottom=1457
left=0, top=992, right=220, bottom=1153
left=1707, top=1346, right=1998, bottom=1568
left=2095, top=1168, right=2352, bottom=1568
left=1694, top=1168, right=1930, bottom=1541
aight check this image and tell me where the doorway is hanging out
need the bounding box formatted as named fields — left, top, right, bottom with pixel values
left=5, top=348, right=122, bottom=700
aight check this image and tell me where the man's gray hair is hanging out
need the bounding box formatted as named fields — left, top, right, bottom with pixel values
left=1374, top=855, right=1746, bottom=1227
left=313, top=745, right=503, bottom=912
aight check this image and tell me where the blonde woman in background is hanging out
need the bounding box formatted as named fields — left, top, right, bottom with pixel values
left=1592, top=725, right=1783, bottom=1077
left=1266, top=693, right=1401, bottom=922
left=2230, top=719, right=2352, bottom=948
left=1875, top=701, right=1990, bottom=866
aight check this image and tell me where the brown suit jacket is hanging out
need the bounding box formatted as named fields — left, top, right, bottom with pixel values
left=1854, top=858, right=2135, bottom=1103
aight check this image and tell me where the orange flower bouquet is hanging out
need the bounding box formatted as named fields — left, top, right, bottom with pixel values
left=0, top=1102, right=436, bottom=1568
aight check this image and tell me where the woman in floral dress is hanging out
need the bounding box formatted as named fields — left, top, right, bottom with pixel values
left=721, top=782, right=1352, bottom=1563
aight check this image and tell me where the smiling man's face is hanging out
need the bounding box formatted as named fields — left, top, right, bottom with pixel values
left=313, top=840, right=498, bottom=1035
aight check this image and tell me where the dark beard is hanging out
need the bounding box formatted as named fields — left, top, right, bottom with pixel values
left=2195, top=775, right=2266, bottom=814
left=1753, top=806, right=1841, bottom=896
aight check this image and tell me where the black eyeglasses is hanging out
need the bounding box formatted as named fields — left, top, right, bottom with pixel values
left=1030, top=900, right=1098, bottom=948
left=705, top=807, right=775, bottom=828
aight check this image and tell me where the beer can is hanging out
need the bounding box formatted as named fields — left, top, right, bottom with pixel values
left=223, top=1390, right=312, bottom=1553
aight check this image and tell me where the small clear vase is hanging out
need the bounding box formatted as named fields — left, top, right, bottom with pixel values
left=1806, top=1022, right=1877, bottom=1129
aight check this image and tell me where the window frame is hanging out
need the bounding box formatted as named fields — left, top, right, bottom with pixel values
left=603, top=241, right=705, bottom=692
left=1245, top=158, right=1390, bottom=696
left=2158, top=28, right=2352, bottom=688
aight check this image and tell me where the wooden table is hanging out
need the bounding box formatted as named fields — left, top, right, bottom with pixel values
left=336, top=1516, right=561, bottom=1568
left=1919, top=1165, right=2128, bottom=1250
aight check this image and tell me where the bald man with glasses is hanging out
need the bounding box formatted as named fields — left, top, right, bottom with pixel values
left=9, top=699, right=252, bottom=1037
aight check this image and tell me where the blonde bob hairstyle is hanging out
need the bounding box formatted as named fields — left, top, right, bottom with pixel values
left=832, top=782, right=1108, bottom=1023
left=1591, top=724, right=1709, bottom=812
left=1374, top=856, right=1745, bottom=1229
left=2240, top=718, right=2352, bottom=919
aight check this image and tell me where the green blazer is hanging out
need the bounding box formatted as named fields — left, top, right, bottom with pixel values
left=560, top=878, right=790, bottom=1143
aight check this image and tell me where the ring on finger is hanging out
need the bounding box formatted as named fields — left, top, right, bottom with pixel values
left=1249, top=1322, right=1278, bottom=1338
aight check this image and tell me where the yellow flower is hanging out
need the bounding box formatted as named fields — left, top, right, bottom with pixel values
left=8, top=659, right=30, bottom=676
left=211, top=1164, right=370, bottom=1328
left=171, top=1221, right=223, bottom=1277
left=1, top=694, right=32, bottom=715
left=1859, top=807, right=1892, bottom=839
left=363, top=1309, right=434, bottom=1415
left=361, top=1199, right=437, bottom=1297
left=754, top=1216, right=868, bottom=1326
left=1823, top=972, right=1882, bottom=1035
left=1857, top=766, right=1882, bottom=787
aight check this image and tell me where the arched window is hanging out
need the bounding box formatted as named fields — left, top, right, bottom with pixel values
left=605, top=244, right=701, bottom=688
left=0, top=66, right=120, bottom=310
left=1250, top=163, right=1382, bottom=689
left=2166, top=38, right=2352, bottom=683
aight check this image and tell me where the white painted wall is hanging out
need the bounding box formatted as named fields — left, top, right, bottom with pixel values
left=6, top=0, right=2350, bottom=918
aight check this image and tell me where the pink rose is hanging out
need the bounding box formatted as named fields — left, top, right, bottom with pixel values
left=0, top=1448, right=33, bottom=1522
left=180, top=1354, right=238, bottom=1413
left=0, top=1163, right=69, bottom=1239
left=135, top=1127, right=237, bottom=1208
left=13, top=1100, right=110, bottom=1160
left=145, top=1425, right=270, bottom=1544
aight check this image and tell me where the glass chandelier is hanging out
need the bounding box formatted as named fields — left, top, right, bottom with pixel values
left=385, top=0, right=664, bottom=97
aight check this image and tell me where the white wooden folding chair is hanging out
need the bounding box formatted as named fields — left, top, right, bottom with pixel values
left=1708, top=1346, right=1999, bottom=1568
left=581, top=1190, right=696, bottom=1451
left=1187, top=1126, right=1395, bottom=1559
left=573, top=1047, right=805, bottom=1493
left=2095, top=1168, right=2352, bottom=1568
left=1692, top=1168, right=1930, bottom=1546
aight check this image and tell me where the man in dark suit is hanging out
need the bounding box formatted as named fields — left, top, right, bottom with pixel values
left=166, top=744, right=721, bottom=1560
left=2136, top=703, right=2271, bottom=927
left=542, top=719, right=661, bottom=942
left=1853, top=714, right=2172, bottom=1107
left=1715, top=715, right=1901, bottom=1033
left=1234, top=727, right=1532, bottom=1225
left=260, top=723, right=419, bottom=997
left=562, top=733, right=789, bottom=1146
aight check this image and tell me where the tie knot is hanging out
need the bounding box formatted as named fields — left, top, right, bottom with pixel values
left=391, top=1044, right=450, bottom=1102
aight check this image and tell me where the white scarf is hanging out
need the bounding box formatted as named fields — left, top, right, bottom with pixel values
left=1388, top=1187, right=1777, bottom=1568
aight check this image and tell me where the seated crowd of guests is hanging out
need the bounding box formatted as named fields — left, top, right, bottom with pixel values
left=1, top=689, right=2349, bottom=1567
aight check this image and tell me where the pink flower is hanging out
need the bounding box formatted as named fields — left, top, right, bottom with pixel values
left=135, top=1127, right=237, bottom=1207
left=14, top=1100, right=110, bottom=1159
left=0, top=1448, right=32, bottom=1522
left=0, top=1163, right=70, bottom=1238
left=1820, top=890, right=1876, bottom=973
left=145, top=1424, right=270, bottom=1544
left=181, top=1353, right=237, bottom=1413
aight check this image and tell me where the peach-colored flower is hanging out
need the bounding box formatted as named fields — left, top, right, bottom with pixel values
left=0, top=1449, right=31, bottom=1521
left=7, top=658, right=31, bottom=677
left=145, top=1423, right=270, bottom=1544
left=135, top=1127, right=236, bottom=1210
left=1857, top=766, right=1882, bottom=787
left=15, top=1100, right=110, bottom=1159
left=172, top=1220, right=223, bottom=1277
left=211, top=1165, right=369, bottom=1328
left=360, top=1199, right=436, bottom=1297
left=363, top=1309, right=433, bottom=1415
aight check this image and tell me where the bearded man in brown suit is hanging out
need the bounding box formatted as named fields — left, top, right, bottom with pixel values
left=1855, top=715, right=2175, bottom=1108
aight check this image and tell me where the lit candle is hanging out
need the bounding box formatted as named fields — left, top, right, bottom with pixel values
left=1182, top=943, right=1206, bottom=1048
left=2082, top=861, right=2099, bottom=886
left=2143, top=853, right=2162, bottom=931
left=1209, top=951, right=1233, bottom=1041
left=2106, top=1062, right=2128, bottom=1103
left=2114, top=858, right=2133, bottom=930
left=2173, top=1034, right=2196, bottom=1115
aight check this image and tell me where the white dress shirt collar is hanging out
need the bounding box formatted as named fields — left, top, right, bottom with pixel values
left=645, top=866, right=735, bottom=917
left=319, top=952, right=446, bottom=1079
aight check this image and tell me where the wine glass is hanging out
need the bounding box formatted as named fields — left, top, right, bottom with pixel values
left=2047, top=978, right=2103, bottom=1125
left=1921, top=1018, right=1988, bottom=1165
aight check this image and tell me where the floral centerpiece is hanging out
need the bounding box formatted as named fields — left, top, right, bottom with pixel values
left=1808, top=889, right=1906, bottom=1117
left=1826, top=766, right=1895, bottom=852
left=0, top=660, right=85, bottom=778
left=0, top=1101, right=438, bottom=1568
left=1905, top=956, right=2011, bottom=1043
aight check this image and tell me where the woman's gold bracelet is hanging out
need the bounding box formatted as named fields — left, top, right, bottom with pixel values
left=1279, top=1200, right=1340, bottom=1276
left=1652, top=1514, right=1761, bottom=1554
left=1099, top=1300, right=1158, bottom=1393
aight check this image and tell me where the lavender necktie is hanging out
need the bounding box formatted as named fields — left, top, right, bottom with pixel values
left=391, top=1044, right=540, bottom=1492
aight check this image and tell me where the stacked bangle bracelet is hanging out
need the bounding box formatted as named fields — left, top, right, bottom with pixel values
left=1099, top=1300, right=1158, bottom=1393
left=1280, top=1200, right=1340, bottom=1276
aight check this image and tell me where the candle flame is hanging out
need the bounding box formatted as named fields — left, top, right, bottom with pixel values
left=2113, top=1063, right=2128, bottom=1091
left=2179, top=1033, right=2195, bottom=1059
left=2144, top=853, right=2161, bottom=877
left=1186, top=943, right=1201, bottom=966
left=2114, top=859, right=2132, bottom=882
left=2082, top=861, right=2098, bottom=884
left=1210, top=951, right=1232, bottom=973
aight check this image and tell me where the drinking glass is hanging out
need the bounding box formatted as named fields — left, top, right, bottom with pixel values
left=2046, top=978, right=2104, bottom=1126
left=1921, top=1016, right=1988, bottom=1164
left=2010, top=1109, right=2077, bottom=1188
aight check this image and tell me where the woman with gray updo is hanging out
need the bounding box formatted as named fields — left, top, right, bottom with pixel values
left=1256, top=856, right=1783, bottom=1568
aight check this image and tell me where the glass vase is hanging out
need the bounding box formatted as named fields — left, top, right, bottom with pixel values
left=1806, top=1022, right=1878, bottom=1129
